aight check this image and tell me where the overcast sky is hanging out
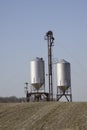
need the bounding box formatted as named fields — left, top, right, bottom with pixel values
left=0, top=0, right=87, bottom=101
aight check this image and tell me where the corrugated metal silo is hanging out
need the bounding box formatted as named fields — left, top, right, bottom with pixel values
left=30, top=57, right=45, bottom=90
left=57, top=59, right=71, bottom=93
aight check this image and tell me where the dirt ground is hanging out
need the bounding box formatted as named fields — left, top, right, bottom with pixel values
left=0, top=102, right=87, bottom=130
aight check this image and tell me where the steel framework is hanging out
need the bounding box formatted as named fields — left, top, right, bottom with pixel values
left=57, top=86, right=72, bottom=102
left=45, top=31, right=54, bottom=100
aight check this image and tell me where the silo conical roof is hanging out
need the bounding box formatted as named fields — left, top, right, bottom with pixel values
left=58, top=59, right=70, bottom=64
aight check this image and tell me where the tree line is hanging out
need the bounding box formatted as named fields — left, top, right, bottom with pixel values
left=0, top=96, right=26, bottom=103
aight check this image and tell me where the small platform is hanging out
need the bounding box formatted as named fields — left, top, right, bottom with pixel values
left=26, top=92, right=49, bottom=102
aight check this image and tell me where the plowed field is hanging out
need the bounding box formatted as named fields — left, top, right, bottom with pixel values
left=0, top=102, right=87, bottom=130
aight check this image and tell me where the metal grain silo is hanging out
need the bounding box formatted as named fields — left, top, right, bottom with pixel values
left=30, top=57, right=45, bottom=90
left=56, top=59, right=71, bottom=93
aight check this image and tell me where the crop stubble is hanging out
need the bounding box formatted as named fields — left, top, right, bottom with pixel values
left=0, top=102, right=87, bottom=130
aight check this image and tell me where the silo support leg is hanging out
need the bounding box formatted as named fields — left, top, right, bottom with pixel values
left=57, top=94, right=72, bottom=102
left=65, top=95, right=70, bottom=102
left=57, top=95, right=62, bottom=101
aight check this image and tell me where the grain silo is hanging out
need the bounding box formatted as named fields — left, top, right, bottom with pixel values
left=56, top=59, right=72, bottom=102
left=26, top=57, right=49, bottom=102
left=30, top=57, right=45, bottom=91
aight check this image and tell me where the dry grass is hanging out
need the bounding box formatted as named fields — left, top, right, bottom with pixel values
left=0, top=102, right=87, bottom=130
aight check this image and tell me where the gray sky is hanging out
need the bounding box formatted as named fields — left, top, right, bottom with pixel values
left=0, top=0, right=87, bottom=101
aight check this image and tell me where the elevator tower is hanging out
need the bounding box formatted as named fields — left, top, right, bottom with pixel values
left=45, top=31, right=54, bottom=100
